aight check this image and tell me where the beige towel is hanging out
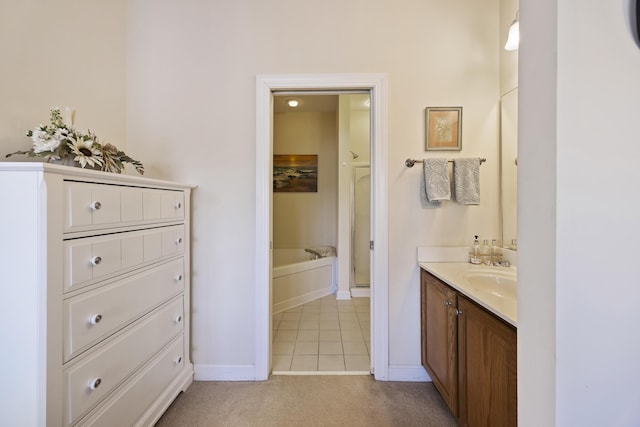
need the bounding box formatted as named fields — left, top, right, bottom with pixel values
left=453, top=158, right=480, bottom=205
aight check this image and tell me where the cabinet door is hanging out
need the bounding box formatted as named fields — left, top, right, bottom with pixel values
left=421, top=269, right=459, bottom=416
left=457, top=295, right=517, bottom=427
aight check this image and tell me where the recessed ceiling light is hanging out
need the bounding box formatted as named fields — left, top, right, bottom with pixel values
left=287, top=99, right=300, bottom=108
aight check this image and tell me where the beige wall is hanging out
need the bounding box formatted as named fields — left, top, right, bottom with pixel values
left=273, top=111, right=338, bottom=249
left=0, top=0, right=503, bottom=379
left=0, top=0, right=127, bottom=158
left=126, top=0, right=501, bottom=369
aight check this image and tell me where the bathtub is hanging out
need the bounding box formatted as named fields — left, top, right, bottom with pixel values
left=272, top=248, right=337, bottom=314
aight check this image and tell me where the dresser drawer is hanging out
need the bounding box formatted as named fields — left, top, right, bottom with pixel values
left=65, top=298, right=184, bottom=426
left=65, top=182, right=123, bottom=231
left=64, top=225, right=185, bottom=293
left=77, top=335, right=185, bottom=427
left=64, top=182, right=185, bottom=232
left=63, top=257, right=185, bottom=362
left=145, top=188, right=185, bottom=220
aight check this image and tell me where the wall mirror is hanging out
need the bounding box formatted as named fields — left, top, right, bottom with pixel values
left=500, top=88, right=518, bottom=249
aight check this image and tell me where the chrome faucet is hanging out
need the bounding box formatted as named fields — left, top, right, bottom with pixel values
left=304, top=248, right=322, bottom=259
left=493, top=260, right=511, bottom=267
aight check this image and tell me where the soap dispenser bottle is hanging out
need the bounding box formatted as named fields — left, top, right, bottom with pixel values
left=469, top=235, right=481, bottom=264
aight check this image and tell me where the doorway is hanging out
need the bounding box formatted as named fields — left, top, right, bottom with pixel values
left=271, top=93, right=371, bottom=372
left=255, top=74, right=388, bottom=380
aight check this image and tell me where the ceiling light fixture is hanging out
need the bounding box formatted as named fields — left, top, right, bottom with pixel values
left=504, top=10, right=520, bottom=51
left=286, top=99, right=300, bottom=108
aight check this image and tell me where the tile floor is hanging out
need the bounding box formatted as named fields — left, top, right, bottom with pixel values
left=272, top=294, right=370, bottom=373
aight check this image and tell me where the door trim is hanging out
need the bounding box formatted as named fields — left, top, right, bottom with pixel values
left=255, top=73, right=389, bottom=380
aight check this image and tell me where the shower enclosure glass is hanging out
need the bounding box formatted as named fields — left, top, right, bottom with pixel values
left=352, top=164, right=370, bottom=288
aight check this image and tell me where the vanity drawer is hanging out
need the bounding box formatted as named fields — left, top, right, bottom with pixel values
left=76, top=335, right=185, bottom=427
left=64, top=225, right=185, bottom=293
left=65, top=298, right=184, bottom=426
left=64, top=182, right=185, bottom=232
left=63, top=257, right=185, bottom=362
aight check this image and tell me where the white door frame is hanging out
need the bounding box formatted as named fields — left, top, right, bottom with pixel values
left=255, top=74, right=389, bottom=380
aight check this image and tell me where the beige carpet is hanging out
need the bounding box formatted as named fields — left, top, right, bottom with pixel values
left=155, top=375, right=457, bottom=427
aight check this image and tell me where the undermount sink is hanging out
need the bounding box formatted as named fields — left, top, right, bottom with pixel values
left=459, top=269, right=517, bottom=300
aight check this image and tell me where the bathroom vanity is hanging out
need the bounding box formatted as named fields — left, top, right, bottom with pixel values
left=0, top=163, right=194, bottom=427
left=420, top=263, right=517, bottom=427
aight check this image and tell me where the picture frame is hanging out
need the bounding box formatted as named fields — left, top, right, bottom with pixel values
left=425, top=107, right=462, bottom=151
left=273, top=154, right=318, bottom=192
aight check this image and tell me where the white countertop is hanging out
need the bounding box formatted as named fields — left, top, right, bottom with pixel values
left=419, top=262, right=518, bottom=327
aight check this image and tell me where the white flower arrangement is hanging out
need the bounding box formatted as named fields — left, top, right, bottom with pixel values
left=6, top=107, right=144, bottom=175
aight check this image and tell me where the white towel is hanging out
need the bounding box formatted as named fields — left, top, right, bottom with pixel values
left=453, top=158, right=480, bottom=205
left=422, top=158, right=450, bottom=208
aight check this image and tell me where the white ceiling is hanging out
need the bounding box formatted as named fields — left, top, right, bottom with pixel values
left=273, top=94, right=337, bottom=113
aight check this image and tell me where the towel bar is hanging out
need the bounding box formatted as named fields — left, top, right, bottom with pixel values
left=405, top=158, right=486, bottom=168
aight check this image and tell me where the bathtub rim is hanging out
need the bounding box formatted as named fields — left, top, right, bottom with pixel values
left=273, top=250, right=336, bottom=279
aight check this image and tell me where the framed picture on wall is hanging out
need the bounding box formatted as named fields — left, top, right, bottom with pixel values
left=425, top=106, right=462, bottom=151
left=273, top=154, right=318, bottom=192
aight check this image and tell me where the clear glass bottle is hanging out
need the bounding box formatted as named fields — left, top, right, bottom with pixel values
left=469, top=235, right=481, bottom=264
left=480, top=239, right=491, bottom=264
left=490, top=239, right=502, bottom=264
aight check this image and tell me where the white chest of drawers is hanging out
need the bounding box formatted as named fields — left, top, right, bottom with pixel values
left=0, top=163, right=194, bottom=427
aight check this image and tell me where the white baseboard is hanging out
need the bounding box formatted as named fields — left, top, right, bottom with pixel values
left=350, top=287, right=370, bottom=298
left=336, top=290, right=352, bottom=300
left=194, top=364, right=261, bottom=381
left=387, top=365, right=431, bottom=382
left=195, top=363, right=431, bottom=383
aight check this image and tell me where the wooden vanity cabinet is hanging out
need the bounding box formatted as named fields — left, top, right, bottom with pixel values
left=421, top=269, right=517, bottom=427
left=421, top=268, right=459, bottom=416
left=457, top=295, right=517, bottom=427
